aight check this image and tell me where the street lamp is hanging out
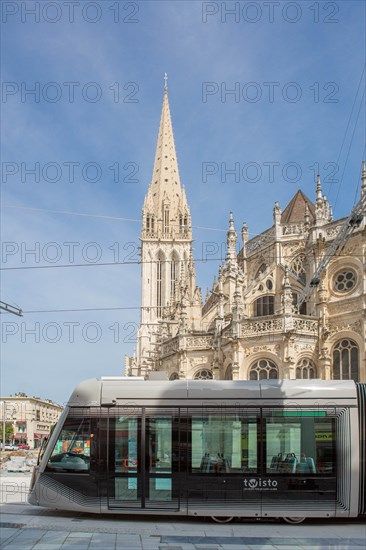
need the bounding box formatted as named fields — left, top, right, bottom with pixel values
left=1, top=402, right=18, bottom=450
left=11, top=408, right=17, bottom=445
left=2, top=401, right=5, bottom=451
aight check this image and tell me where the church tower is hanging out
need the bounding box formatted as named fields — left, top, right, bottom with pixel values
left=135, top=77, right=193, bottom=375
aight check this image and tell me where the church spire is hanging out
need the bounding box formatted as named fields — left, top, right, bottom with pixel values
left=226, top=212, right=237, bottom=263
left=136, top=80, right=195, bottom=373
left=143, top=78, right=191, bottom=240
left=361, top=160, right=366, bottom=199
left=316, top=174, right=323, bottom=204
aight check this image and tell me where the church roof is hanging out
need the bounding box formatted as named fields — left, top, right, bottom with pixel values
left=281, top=190, right=315, bottom=224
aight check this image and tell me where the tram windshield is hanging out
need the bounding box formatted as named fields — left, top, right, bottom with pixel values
left=45, top=417, right=91, bottom=472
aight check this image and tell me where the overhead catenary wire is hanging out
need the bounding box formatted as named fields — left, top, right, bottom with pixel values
left=4, top=203, right=332, bottom=237
left=329, top=65, right=365, bottom=193
left=1, top=205, right=228, bottom=233
left=333, top=89, right=366, bottom=208
left=330, top=63, right=366, bottom=207
left=353, top=144, right=366, bottom=205
left=1, top=305, right=214, bottom=314
left=1, top=251, right=364, bottom=271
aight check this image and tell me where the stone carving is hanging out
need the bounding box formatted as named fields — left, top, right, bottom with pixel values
left=246, top=229, right=275, bottom=254
left=189, top=356, right=210, bottom=367
left=327, top=319, right=363, bottom=337
left=242, top=318, right=284, bottom=337
left=161, top=336, right=179, bottom=357
left=186, top=336, right=213, bottom=349
left=243, top=343, right=281, bottom=357
left=281, top=245, right=305, bottom=264
left=283, top=223, right=304, bottom=235
left=294, top=343, right=315, bottom=352
left=293, top=318, right=318, bottom=334
left=326, top=224, right=343, bottom=239
left=193, top=286, right=203, bottom=305
left=342, top=244, right=357, bottom=256
left=319, top=346, right=331, bottom=360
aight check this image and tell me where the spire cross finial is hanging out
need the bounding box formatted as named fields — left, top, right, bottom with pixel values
left=164, top=72, right=168, bottom=90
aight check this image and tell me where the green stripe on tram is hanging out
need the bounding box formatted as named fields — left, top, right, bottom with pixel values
left=272, top=411, right=327, bottom=417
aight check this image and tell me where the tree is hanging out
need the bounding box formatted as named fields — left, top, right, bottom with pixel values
left=0, top=424, right=14, bottom=443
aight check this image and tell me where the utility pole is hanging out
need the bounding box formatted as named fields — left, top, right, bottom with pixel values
left=0, top=302, right=22, bottom=450
left=2, top=402, right=6, bottom=451
left=0, top=301, right=23, bottom=317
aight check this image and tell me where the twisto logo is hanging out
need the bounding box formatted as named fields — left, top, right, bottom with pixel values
left=243, top=478, right=278, bottom=490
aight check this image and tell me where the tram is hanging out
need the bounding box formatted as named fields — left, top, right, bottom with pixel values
left=29, top=378, right=366, bottom=523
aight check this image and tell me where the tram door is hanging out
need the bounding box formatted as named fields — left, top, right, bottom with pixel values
left=107, top=407, right=181, bottom=510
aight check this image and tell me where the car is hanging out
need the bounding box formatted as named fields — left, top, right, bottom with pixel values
left=17, top=444, right=30, bottom=450
left=4, top=444, right=19, bottom=451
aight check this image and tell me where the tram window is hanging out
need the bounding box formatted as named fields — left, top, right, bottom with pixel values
left=147, top=417, right=172, bottom=474
left=265, top=412, right=335, bottom=475
left=113, top=416, right=139, bottom=473
left=45, top=417, right=91, bottom=473
left=191, top=412, right=258, bottom=474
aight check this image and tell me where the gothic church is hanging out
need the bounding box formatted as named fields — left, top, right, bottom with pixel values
left=126, top=83, right=366, bottom=383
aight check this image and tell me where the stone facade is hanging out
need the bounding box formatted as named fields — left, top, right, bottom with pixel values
left=0, top=394, right=63, bottom=449
left=126, top=86, right=366, bottom=383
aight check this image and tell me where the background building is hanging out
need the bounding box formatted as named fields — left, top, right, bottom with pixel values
left=126, top=86, right=366, bottom=383
left=0, top=393, right=63, bottom=449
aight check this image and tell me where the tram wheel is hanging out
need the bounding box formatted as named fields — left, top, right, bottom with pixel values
left=211, top=516, right=234, bottom=523
left=283, top=517, right=306, bottom=525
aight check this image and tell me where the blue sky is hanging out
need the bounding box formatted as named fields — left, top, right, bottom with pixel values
left=1, top=0, right=365, bottom=405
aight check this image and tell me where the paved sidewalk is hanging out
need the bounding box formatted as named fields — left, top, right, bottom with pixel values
left=0, top=503, right=365, bottom=550
left=1, top=526, right=365, bottom=549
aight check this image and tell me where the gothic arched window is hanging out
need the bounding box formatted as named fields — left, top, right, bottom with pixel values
left=170, top=253, right=179, bottom=301
left=194, top=369, right=213, bottom=380
left=163, top=206, right=169, bottom=233
left=291, top=254, right=306, bottom=285
left=292, top=292, right=307, bottom=315
left=255, top=295, right=274, bottom=316
left=333, top=339, right=359, bottom=382
left=296, top=358, right=316, bottom=379
left=333, top=269, right=357, bottom=293
left=249, top=359, right=278, bottom=380
left=156, top=251, right=165, bottom=315
left=169, top=372, right=179, bottom=381
left=255, top=263, right=267, bottom=279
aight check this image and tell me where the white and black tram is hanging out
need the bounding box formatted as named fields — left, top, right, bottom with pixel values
left=29, top=378, right=366, bottom=523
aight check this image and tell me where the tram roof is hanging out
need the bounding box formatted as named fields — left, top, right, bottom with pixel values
left=67, top=379, right=358, bottom=407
